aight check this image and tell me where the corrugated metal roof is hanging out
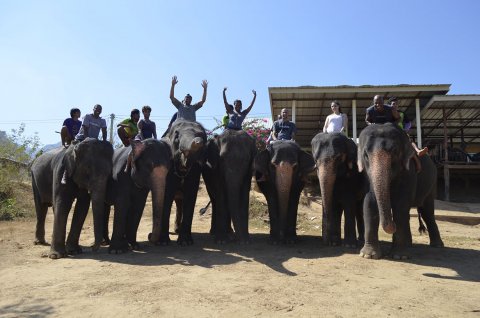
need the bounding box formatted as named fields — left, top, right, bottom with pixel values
left=268, top=84, right=451, bottom=148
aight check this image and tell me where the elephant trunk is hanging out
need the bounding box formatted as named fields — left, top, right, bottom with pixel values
left=370, top=151, right=396, bottom=234
left=275, top=162, right=294, bottom=240
left=90, top=178, right=108, bottom=250
left=148, top=165, right=169, bottom=243
left=317, top=160, right=336, bottom=244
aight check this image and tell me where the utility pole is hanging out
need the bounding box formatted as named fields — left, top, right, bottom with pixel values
left=109, top=113, right=115, bottom=144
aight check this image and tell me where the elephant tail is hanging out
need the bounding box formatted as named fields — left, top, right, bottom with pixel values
left=417, top=212, right=427, bottom=234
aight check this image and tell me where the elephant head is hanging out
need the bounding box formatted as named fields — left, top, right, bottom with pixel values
left=168, top=120, right=207, bottom=175
left=311, top=132, right=357, bottom=244
left=64, top=138, right=114, bottom=248
left=254, top=141, right=315, bottom=241
left=358, top=123, right=414, bottom=235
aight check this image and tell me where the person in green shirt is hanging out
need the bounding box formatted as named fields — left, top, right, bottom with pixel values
left=117, top=109, right=140, bottom=146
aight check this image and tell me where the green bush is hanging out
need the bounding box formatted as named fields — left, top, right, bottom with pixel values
left=0, top=198, right=24, bottom=221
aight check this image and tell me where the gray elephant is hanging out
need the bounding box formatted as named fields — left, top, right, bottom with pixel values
left=254, top=141, right=316, bottom=243
left=311, top=132, right=365, bottom=247
left=31, top=138, right=113, bottom=259
left=358, top=123, right=444, bottom=259
left=203, top=129, right=257, bottom=243
left=160, top=120, right=207, bottom=245
left=107, top=138, right=172, bottom=253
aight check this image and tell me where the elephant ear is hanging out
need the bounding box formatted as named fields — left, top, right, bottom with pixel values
left=64, top=143, right=77, bottom=177
left=299, top=150, right=316, bottom=176
left=346, top=138, right=358, bottom=170
left=254, top=149, right=270, bottom=181
left=131, top=141, right=146, bottom=172
left=403, top=137, right=415, bottom=171
left=206, top=138, right=220, bottom=169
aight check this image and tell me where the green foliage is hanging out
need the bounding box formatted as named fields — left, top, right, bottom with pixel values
left=0, top=124, right=41, bottom=220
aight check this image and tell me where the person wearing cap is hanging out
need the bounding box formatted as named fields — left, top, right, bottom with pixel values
left=61, top=108, right=82, bottom=148
left=323, top=100, right=348, bottom=135
left=223, top=87, right=257, bottom=130
left=117, top=108, right=140, bottom=147
left=169, top=75, right=208, bottom=122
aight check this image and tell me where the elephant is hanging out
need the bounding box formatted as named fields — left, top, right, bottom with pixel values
left=30, top=138, right=113, bottom=259
left=160, top=120, right=207, bottom=245
left=357, top=123, right=444, bottom=259
left=202, top=129, right=257, bottom=243
left=254, top=140, right=316, bottom=243
left=106, top=138, right=172, bottom=253
left=311, top=132, right=365, bottom=247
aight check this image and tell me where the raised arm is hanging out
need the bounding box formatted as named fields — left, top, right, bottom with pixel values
left=242, top=89, right=257, bottom=116
left=170, top=76, right=181, bottom=108
left=195, top=80, right=208, bottom=110
left=223, top=87, right=232, bottom=113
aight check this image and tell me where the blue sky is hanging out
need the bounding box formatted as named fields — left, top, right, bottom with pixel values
left=1, top=0, right=479, bottom=145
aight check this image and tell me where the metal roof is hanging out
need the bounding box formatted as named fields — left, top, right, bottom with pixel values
left=268, top=84, right=451, bottom=149
left=421, top=95, right=480, bottom=144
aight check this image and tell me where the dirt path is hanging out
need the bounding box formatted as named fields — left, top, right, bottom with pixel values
left=1, top=187, right=480, bottom=317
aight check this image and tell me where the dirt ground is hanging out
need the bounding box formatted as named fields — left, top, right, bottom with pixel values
left=1, top=183, right=480, bottom=318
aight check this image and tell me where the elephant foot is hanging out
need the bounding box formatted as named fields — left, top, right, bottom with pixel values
left=34, top=239, right=50, bottom=246
left=214, top=233, right=230, bottom=244
left=430, top=238, right=444, bottom=248
left=129, top=241, right=141, bottom=251
left=90, top=242, right=101, bottom=252
left=49, top=246, right=67, bottom=259
left=101, top=237, right=110, bottom=246
left=343, top=238, right=358, bottom=248
left=285, top=235, right=298, bottom=245
left=325, top=235, right=342, bottom=247
left=177, top=234, right=194, bottom=246
left=66, top=243, right=83, bottom=255
left=359, top=243, right=382, bottom=259
left=390, top=248, right=411, bottom=260
left=108, top=238, right=130, bottom=254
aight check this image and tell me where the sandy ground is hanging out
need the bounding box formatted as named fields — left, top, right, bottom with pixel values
left=1, top=184, right=480, bottom=318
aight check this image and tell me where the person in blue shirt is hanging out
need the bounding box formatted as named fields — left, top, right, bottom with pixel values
left=271, top=108, right=296, bottom=141
left=223, top=87, right=256, bottom=130
left=61, top=108, right=82, bottom=148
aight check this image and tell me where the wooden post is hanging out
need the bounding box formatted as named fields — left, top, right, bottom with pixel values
left=292, top=100, right=296, bottom=123
left=443, top=106, right=449, bottom=201
left=352, top=99, right=357, bottom=142
left=109, top=113, right=115, bottom=144
left=415, top=98, right=422, bottom=148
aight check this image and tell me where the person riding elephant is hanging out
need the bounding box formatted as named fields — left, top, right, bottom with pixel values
left=254, top=140, right=315, bottom=243
left=106, top=138, right=172, bottom=253
left=158, top=119, right=207, bottom=245
left=30, top=138, right=113, bottom=259
left=202, top=129, right=257, bottom=243
left=311, top=132, right=365, bottom=247
left=357, top=123, right=444, bottom=260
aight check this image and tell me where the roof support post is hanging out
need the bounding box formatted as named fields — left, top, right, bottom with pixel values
left=292, top=100, right=296, bottom=123
left=415, top=98, right=422, bottom=148
left=352, top=99, right=357, bottom=142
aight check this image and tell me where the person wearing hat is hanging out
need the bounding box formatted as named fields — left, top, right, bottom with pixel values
left=169, top=75, right=208, bottom=122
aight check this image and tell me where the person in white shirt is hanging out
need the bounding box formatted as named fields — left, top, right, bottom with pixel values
left=322, top=100, right=348, bottom=135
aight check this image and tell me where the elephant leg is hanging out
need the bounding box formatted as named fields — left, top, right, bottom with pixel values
left=418, top=193, right=444, bottom=247
left=214, top=180, right=229, bottom=243
left=65, top=190, right=91, bottom=255
left=177, top=172, right=200, bottom=246
left=102, top=204, right=111, bottom=245
left=355, top=198, right=365, bottom=243
left=160, top=176, right=178, bottom=245
left=391, top=197, right=412, bottom=260
left=126, top=189, right=148, bottom=250
left=33, top=185, right=49, bottom=245
left=49, top=192, right=75, bottom=259
left=359, top=191, right=381, bottom=259
left=237, top=179, right=251, bottom=243
left=174, top=193, right=183, bottom=234
left=343, top=199, right=358, bottom=248
left=329, top=201, right=342, bottom=246
left=285, top=184, right=302, bottom=244
left=109, top=187, right=130, bottom=254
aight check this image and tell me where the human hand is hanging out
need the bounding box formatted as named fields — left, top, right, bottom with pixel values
left=223, top=87, right=227, bottom=92
left=172, top=76, right=178, bottom=86
left=201, top=80, right=208, bottom=89
left=252, top=89, right=256, bottom=96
